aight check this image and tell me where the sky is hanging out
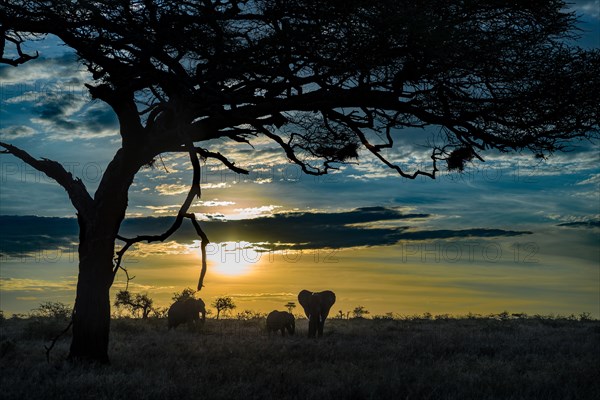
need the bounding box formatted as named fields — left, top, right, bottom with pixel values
left=0, top=2, right=599, bottom=318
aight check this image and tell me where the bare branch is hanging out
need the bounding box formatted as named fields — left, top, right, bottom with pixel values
left=0, top=29, right=39, bottom=66
left=44, top=312, right=74, bottom=364
left=114, top=148, right=210, bottom=290
left=254, top=125, right=331, bottom=176
left=0, top=141, right=93, bottom=215
left=196, top=147, right=249, bottom=175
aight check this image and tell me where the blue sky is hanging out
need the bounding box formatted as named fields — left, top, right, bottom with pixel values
left=0, top=3, right=599, bottom=317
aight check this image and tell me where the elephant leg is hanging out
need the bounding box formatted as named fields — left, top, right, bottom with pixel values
left=317, top=319, right=325, bottom=337
left=280, top=327, right=286, bottom=336
left=308, top=318, right=317, bottom=338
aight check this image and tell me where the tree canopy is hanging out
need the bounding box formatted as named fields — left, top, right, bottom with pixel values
left=2, top=0, right=598, bottom=177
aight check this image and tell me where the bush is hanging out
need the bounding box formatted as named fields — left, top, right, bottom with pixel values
left=30, top=302, right=72, bottom=320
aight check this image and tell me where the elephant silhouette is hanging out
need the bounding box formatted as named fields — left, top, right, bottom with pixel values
left=266, top=310, right=295, bottom=336
left=168, top=298, right=206, bottom=329
left=298, top=290, right=336, bottom=338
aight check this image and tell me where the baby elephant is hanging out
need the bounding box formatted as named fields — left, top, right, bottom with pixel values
left=266, top=310, right=295, bottom=336
left=168, top=298, right=206, bottom=329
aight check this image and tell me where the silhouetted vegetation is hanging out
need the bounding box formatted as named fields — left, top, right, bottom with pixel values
left=0, top=312, right=598, bottom=399
left=284, top=302, right=296, bottom=314
left=171, top=287, right=198, bottom=303
left=352, top=305, right=370, bottom=319
left=114, top=291, right=155, bottom=319
left=212, top=297, right=237, bottom=320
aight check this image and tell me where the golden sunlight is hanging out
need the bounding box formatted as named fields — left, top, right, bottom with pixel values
left=204, top=241, right=263, bottom=276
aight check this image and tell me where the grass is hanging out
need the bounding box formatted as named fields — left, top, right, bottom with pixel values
left=1, top=315, right=599, bottom=400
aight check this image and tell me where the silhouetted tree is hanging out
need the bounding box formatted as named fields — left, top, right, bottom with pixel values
left=1, top=0, right=598, bottom=362
left=285, top=302, right=296, bottom=314
left=352, top=306, right=370, bottom=319
left=114, top=290, right=154, bottom=319
left=212, top=297, right=236, bottom=319
left=31, top=302, right=73, bottom=321
left=172, top=288, right=198, bottom=303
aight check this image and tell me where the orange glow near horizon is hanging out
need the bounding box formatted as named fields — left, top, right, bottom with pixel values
left=201, top=241, right=264, bottom=277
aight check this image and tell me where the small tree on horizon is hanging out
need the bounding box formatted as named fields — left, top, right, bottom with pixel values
left=114, top=290, right=155, bottom=319
left=352, top=306, right=370, bottom=319
left=172, top=288, right=198, bottom=303
left=31, top=302, right=73, bottom=321
left=212, top=297, right=236, bottom=320
left=285, top=302, right=296, bottom=314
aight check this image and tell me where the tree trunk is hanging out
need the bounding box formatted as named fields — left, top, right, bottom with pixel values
left=68, top=226, right=115, bottom=363
left=66, top=148, right=143, bottom=363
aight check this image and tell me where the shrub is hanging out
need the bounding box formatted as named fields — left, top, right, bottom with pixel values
left=579, top=312, right=593, bottom=322
left=30, top=302, right=72, bottom=320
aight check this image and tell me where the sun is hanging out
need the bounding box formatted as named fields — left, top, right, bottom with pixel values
left=205, top=241, right=263, bottom=276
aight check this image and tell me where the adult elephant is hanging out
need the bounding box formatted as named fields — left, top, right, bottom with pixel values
left=298, top=290, right=336, bottom=338
left=168, top=298, right=206, bottom=329
left=266, top=310, right=295, bottom=336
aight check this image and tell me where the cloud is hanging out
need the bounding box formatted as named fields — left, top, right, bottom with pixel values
left=199, top=200, right=236, bottom=207
left=0, top=276, right=77, bottom=292
left=155, top=183, right=189, bottom=195
left=557, top=220, right=600, bottom=229
left=0, top=53, right=88, bottom=86
left=0, top=215, right=78, bottom=256
left=203, top=182, right=231, bottom=189
left=155, top=182, right=232, bottom=195
left=30, top=96, right=118, bottom=140
left=0, top=208, right=533, bottom=257
left=143, top=204, right=182, bottom=214
left=0, top=52, right=118, bottom=141
left=577, top=173, right=600, bottom=186
left=227, top=292, right=295, bottom=299
left=227, top=205, right=281, bottom=220
left=0, top=125, right=36, bottom=139
left=125, top=241, right=192, bottom=257
left=573, top=1, right=600, bottom=19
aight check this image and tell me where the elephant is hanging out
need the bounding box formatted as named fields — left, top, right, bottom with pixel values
left=266, top=310, right=295, bottom=336
left=168, top=298, right=206, bottom=329
left=298, top=290, right=336, bottom=338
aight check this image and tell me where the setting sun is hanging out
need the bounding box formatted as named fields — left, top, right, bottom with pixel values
left=203, top=241, right=263, bottom=276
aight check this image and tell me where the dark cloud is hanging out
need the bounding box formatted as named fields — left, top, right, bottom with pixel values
left=33, top=93, right=80, bottom=130
left=82, top=103, right=119, bottom=132
left=31, top=94, right=117, bottom=137
left=0, top=216, right=78, bottom=256
left=0, top=208, right=532, bottom=256
left=557, top=220, right=600, bottom=229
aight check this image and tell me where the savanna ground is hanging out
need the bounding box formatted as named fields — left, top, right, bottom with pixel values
left=1, top=313, right=599, bottom=400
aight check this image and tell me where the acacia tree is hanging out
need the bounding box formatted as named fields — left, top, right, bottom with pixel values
left=114, top=290, right=154, bottom=319
left=352, top=306, right=370, bottom=319
left=212, top=296, right=236, bottom=319
left=172, top=287, right=198, bottom=303
left=285, top=302, right=296, bottom=314
left=0, top=0, right=598, bottom=362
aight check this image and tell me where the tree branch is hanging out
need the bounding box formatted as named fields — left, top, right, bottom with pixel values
left=0, top=29, right=39, bottom=66
left=114, top=148, right=210, bottom=291
left=196, top=147, right=249, bottom=175
left=0, top=141, right=93, bottom=215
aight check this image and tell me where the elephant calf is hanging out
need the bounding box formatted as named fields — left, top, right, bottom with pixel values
left=266, top=310, right=295, bottom=336
left=168, top=298, right=206, bottom=329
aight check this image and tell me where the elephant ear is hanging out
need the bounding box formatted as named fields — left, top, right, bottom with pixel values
left=321, top=290, right=336, bottom=309
left=196, top=298, right=206, bottom=312
left=298, top=290, right=312, bottom=318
